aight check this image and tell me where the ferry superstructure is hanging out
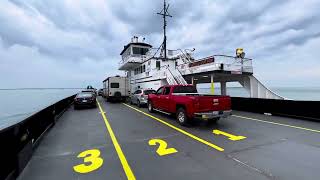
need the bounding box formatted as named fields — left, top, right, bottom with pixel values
left=118, top=36, right=284, bottom=99
left=118, top=0, right=284, bottom=100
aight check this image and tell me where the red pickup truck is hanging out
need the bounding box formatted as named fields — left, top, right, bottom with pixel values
left=148, top=85, right=232, bottom=126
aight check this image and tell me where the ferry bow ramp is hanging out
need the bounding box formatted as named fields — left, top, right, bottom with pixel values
left=17, top=97, right=320, bottom=180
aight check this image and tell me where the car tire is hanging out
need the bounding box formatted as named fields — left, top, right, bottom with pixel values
left=148, top=101, right=154, bottom=112
left=130, top=99, right=133, bottom=105
left=176, top=108, right=188, bottom=126
left=74, top=105, right=78, bottom=110
left=137, top=100, right=141, bottom=108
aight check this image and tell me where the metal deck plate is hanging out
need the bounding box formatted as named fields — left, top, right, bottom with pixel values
left=18, top=97, right=320, bottom=180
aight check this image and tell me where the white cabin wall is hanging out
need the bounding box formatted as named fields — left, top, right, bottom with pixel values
left=131, top=80, right=162, bottom=91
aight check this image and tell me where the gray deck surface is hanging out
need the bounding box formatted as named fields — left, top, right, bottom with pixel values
left=18, top=97, right=320, bottom=180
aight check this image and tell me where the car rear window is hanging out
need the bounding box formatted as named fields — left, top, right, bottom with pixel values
left=173, top=86, right=197, bottom=93
left=77, top=93, right=93, bottom=98
left=144, top=90, right=156, bottom=95
left=110, top=83, right=120, bottom=88
left=82, top=90, right=93, bottom=93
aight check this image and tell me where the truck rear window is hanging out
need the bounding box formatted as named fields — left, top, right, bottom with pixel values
left=173, top=86, right=197, bottom=93
left=110, top=83, right=120, bottom=88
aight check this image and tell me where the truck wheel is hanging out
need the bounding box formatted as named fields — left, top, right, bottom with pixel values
left=148, top=101, right=154, bottom=112
left=137, top=100, right=141, bottom=108
left=177, top=108, right=188, bottom=126
left=130, top=99, right=133, bottom=105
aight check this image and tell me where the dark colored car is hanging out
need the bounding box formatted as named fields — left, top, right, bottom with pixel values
left=74, top=92, right=97, bottom=109
left=82, top=89, right=97, bottom=96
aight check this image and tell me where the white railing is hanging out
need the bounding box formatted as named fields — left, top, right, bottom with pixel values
left=177, top=55, right=253, bottom=75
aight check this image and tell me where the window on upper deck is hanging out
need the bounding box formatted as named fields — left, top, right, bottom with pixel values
left=132, top=47, right=149, bottom=55
left=156, top=61, right=160, bottom=70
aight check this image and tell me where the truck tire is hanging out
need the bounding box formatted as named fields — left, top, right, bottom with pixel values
left=176, top=108, right=188, bottom=126
left=114, top=92, right=121, bottom=102
left=148, top=101, right=154, bottom=112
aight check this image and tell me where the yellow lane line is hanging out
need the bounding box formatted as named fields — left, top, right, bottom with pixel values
left=232, top=115, right=320, bottom=133
left=123, top=103, right=224, bottom=152
left=97, top=100, right=136, bottom=180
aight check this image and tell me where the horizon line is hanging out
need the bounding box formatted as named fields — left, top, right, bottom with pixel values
left=0, top=88, right=86, bottom=90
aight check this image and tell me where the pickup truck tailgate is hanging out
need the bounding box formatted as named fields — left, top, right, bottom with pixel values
left=196, top=95, right=231, bottom=112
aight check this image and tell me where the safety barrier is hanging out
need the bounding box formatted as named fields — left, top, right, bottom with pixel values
left=231, top=97, right=320, bottom=121
left=0, top=95, right=76, bottom=180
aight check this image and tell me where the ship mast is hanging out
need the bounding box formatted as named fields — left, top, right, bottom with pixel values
left=157, top=0, right=172, bottom=60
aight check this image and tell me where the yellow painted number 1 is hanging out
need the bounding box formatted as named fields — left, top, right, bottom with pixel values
left=213, top=129, right=247, bottom=141
left=148, top=139, right=178, bottom=156
left=73, top=149, right=104, bottom=174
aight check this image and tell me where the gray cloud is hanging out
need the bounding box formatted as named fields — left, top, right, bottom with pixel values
left=0, top=0, right=320, bottom=88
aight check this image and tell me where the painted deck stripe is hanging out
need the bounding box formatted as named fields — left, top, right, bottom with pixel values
left=123, top=103, right=224, bottom=152
left=97, top=100, right=136, bottom=180
left=233, top=115, right=320, bottom=133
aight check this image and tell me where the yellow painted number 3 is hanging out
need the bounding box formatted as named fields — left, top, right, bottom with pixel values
left=148, top=139, right=178, bottom=156
left=73, top=149, right=104, bottom=174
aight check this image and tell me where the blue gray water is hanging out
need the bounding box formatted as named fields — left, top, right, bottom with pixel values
left=198, top=87, right=320, bottom=101
left=0, top=87, right=319, bottom=129
left=0, top=89, right=78, bottom=129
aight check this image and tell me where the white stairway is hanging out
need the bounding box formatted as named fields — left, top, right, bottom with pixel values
left=165, top=67, right=188, bottom=85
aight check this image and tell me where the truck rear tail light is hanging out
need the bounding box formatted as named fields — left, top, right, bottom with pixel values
left=213, top=99, right=219, bottom=106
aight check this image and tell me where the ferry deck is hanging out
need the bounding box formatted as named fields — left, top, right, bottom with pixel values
left=18, top=97, right=320, bottom=180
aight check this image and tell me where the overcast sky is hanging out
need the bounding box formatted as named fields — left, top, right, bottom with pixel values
left=0, top=0, right=320, bottom=88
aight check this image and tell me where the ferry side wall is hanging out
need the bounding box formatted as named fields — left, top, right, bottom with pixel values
left=0, top=95, right=76, bottom=180
left=231, top=97, right=320, bottom=121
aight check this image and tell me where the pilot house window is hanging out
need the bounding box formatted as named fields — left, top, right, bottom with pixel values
left=132, top=47, right=149, bottom=55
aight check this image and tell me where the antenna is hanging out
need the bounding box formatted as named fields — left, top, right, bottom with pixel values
left=157, top=0, right=172, bottom=60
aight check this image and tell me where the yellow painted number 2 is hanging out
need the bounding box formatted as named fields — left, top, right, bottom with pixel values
left=148, top=139, right=178, bottom=156
left=73, top=149, right=104, bottom=174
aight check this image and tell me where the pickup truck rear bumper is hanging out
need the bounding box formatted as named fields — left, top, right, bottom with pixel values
left=194, top=110, right=232, bottom=120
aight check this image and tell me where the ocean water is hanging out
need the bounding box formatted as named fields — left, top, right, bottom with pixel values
left=0, top=87, right=319, bottom=129
left=0, top=89, right=78, bottom=129
left=198, top=87, right=320, bottom=101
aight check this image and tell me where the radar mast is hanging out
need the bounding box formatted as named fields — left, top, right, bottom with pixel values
left=157, top=0, right=172, bottom=60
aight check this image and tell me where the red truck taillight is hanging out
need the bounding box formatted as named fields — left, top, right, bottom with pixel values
left=213, top=99, right=219, bottom=106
